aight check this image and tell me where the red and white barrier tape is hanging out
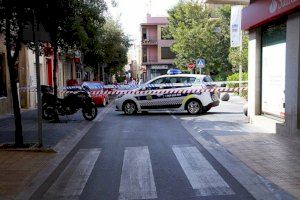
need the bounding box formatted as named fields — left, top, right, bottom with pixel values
left=53, top=87, right=248, bottom=95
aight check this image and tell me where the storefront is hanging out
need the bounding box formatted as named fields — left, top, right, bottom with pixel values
left=146, top=64, right=174, bottom=80
left=242, top=0, right=300, bottom=135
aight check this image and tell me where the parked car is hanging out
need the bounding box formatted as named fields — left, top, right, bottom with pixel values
left=81, top=82, right=109, bottom=107
left=115, top=74, right=219, bottom=115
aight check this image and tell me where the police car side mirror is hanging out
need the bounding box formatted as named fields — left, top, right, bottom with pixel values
left=140, top=86, right=146, bottom=91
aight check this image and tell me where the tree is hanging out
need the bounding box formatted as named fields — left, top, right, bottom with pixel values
left=0, top=0, right=35, bottom=147
left=0, top=0, right=108, bottom=145
left=228, top=33, right=248, bottom=73
left=167, top=1, right=232, bottom=80
left=84, top=19, right=131, bottom=79
left=38, top=0, right=106, bottom=98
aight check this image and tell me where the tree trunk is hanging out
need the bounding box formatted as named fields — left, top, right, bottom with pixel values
left=5, top=9, right=23, bottom=147
left=53, top=42, right=58, bottom=98
left=52, top=37, right=60, bottom=122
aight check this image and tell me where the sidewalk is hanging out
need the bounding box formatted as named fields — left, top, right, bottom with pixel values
left=180, top=96, right=300, bottom=199
left=0, top=106, right=108, bottom=200
left=0, top=109, right=84, bottom=146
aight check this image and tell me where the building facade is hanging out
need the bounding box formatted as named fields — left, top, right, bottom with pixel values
left=141, top=14, right=176, bottom=81
left=242, top=0, right=300, bottom=135
left=0, top=37, right=85, bottom=115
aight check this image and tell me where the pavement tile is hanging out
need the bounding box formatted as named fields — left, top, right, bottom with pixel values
left=0, top=108, right=103, bottom=199
left=0, top=151, right=54, bottom=199
left=215, top=125, right=300, bottom=198
left=183, top=97, right=300, bottom=198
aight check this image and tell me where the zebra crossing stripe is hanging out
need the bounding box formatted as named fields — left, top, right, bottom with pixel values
left=119, top=146, right=157, bottom=200
left=172, top=145, right=235, bottom=197
left=43, top=148, right=101, bottom=200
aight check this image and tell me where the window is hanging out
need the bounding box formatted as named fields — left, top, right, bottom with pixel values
left=142, top=47, right=147, bottom=62
left=178, top=77, right=196, bottom=84
left=0, top=54, right=7, bottom=97
left=161, top=27, right=173, bottom=40
left=161, top=47, right=176, bottom=59
left=203, top=76, right=213, bottom=83
left=142, top=28, right=147, bottom=40
left=151, top=77, right=166, bottom=84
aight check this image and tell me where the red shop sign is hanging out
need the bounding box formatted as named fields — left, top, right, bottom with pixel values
left=242, top=0, right=300, bottom=30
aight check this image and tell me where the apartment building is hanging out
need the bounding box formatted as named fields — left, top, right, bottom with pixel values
left=141, top=14, right=176, bottom=81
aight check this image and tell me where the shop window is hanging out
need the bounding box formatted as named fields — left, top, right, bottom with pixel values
left=161, top=47, right=176, bottom=59
left=0, top=54, right=7, bottom=97
left=261, top=21, right=286, bottom=119
left=76, top=70, right=81, bottom=80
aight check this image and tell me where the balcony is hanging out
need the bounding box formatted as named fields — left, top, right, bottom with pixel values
left=142, top=58, right=158, bottom=65
left=141, top=38, right=158, bottom=45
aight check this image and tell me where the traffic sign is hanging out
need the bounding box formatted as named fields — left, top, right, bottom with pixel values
left=196, top=59, right=205, bottom=69
left=188, top=63, right=195, bottom=70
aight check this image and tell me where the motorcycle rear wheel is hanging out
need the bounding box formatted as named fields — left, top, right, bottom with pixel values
left=82, top=105, right=98, bottom=121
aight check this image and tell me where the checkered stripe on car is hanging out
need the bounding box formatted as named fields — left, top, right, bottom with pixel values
left=139, top=97, right=185, bottom=107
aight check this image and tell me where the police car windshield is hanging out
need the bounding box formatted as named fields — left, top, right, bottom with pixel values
left=149, top=77, right=196, bottom=84
left=203, top=76, right=213, bottom=83
left=82, top=82, right=103, bottom=89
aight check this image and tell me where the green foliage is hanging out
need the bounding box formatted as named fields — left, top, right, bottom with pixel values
left=228, top=34, right=249, bottom=73
left=181, top=70, right=191, bottom=74
left=116, top=76, right=126, bottom=83
left=167, top=1, right=232, bottom=79
left=161, top=26, right=174, bottom=40
left=226, top=72, right=248, bottom=87
left=226, top=72, right=248, bottom=98
left=98, top=19, right=131, bottom=75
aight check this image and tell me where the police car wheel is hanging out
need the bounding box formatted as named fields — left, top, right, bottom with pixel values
left=186, top=99, right=203, bottom=115
left=123, top=101, right=137, bottom=115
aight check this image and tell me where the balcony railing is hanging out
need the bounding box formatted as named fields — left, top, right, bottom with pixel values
left=142, top=58, right=158, bottom=63
left=142, top=38, right=157, bottom=45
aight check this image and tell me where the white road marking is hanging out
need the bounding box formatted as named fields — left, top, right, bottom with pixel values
left=119, top=146, right=157, bottom=200
left=172, top=145, right=235, bottom=196
left=171, top=115, right=177, bottom=119
left=44, top=148, right=101, bottom=200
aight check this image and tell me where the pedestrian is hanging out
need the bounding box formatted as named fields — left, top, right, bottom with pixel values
left=130, top=77, right=136, bottom=85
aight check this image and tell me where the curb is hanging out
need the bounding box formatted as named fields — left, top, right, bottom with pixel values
left=15, top=102, right=113, bottom=200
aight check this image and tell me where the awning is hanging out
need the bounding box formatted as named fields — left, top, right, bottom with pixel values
left=242, top=0, right=300, bottom=30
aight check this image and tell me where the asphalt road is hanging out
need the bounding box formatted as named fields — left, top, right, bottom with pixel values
left=31, top=100, right=255, bottom=200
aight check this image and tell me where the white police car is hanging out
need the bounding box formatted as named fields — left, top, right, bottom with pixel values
left=115, top=74, right=219, bottom=115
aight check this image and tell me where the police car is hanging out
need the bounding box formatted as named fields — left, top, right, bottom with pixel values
left=115, top=74, right=220, bottom=115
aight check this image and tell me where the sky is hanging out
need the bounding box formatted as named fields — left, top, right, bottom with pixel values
left=104, top=0, right=179, bottom=45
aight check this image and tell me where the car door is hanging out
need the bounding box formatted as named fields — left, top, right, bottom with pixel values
left=136, top=77, right=167, bottom=109
left=162, top=77, right=195, bottom=108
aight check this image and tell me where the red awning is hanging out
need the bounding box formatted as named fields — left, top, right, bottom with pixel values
left=242, top=0, right=300, bottom=30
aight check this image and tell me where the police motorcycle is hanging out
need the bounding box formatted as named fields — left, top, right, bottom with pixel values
left=41, top=85, right=98, bottom=121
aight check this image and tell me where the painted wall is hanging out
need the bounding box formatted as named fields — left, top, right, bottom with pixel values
left=148, top=46, right=158, bottom=62
left=0, top=37, right=12, bottom=115
left=146, top=14, right=168, bottom=24
left=147, top=26, right=157, bottom=41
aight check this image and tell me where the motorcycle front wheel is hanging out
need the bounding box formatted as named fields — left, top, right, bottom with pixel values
left=82, top=104, right=98, bottom=121
left=42, top=105, right=56, bottom=120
